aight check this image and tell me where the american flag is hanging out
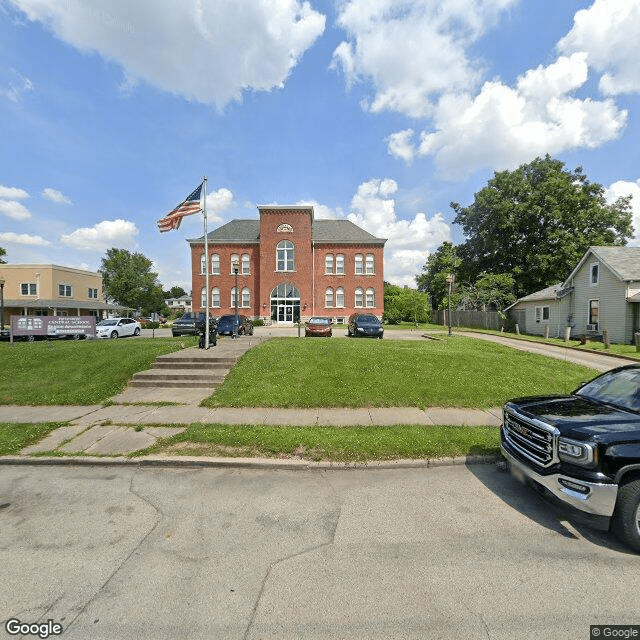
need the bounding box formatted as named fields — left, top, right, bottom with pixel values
left=157, top=183, right=203, bottom=232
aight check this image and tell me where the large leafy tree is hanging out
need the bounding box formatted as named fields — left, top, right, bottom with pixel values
left=383, top=283, right=430, bottom=324
left=451, top=155, right=633, bottom=297
left=416, top=241, right=461, bottom=309
left=456, top=273, right=516, bottom=311
left=99, top=248, right=164, bottom=313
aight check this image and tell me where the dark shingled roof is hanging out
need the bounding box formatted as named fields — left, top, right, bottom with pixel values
left=188, top=218, right=386, bottom=245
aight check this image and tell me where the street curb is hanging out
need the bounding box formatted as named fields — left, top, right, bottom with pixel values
left=0, top=453, right=500, bottom=471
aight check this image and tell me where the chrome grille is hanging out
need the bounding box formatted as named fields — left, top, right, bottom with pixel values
left=503, top=412, right=555, bottom=467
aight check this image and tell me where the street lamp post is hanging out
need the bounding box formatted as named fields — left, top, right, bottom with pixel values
left=0, top=276, right=5, bottom=333
left=445, top=274, right=454, bottom=337
left=233, top=261, right=239, bottom=339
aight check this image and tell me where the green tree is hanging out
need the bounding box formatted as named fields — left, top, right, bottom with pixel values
left=456, top=273, right=516, bottom=311
left=451, top=155, right=633, bottom=297
left=416, top=241, right=461, bottom=309
left=383, top=283, right=430, bottom=324
left=99, top=248, right=164, bottom=313
left=163, top=285, right=187, bottom=298
left=0, top=246, right=6, bottom=263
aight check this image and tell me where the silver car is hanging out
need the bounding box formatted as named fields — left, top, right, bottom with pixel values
left=96, top=317, right=141, bottom=339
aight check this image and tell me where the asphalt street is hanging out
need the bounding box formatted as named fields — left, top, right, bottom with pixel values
left=1, top=464, right=638, bottom=640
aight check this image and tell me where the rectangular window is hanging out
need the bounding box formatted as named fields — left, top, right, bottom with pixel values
left=242, top=289, right=250, bottom=307
left=336, top=254, right=344, bottom=275
left=591, top=263, right=599, bottom=285
left=21, top=283, right=37, bottom=295
left=212, top=289, right=220, bottom=307
left=58, top=284, right=72, bottom=297
left=336, top=288, right=344, bottom=307
left=242, top=255, right=250, bottom=275
left=366, top=254, right=375, bottom=274
left=211, top=254, right=220, bottom=275
left=589, top=299, right=599, bottom=326
left=535, top=306, right=550, bottom=322
left=355, top=255, right=363, bottom=275
left=88, top=288, right=98, bottom=299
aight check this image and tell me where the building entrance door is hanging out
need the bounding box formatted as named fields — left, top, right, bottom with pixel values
left=270, top=283, right=300, bottom=324
left=277, top=305, right=294, bottom=323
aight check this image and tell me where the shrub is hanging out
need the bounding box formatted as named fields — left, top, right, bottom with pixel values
left=252, top=318, right=265, bottom=326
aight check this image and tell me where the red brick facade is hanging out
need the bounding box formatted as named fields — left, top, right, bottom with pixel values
left=189, top=206, right=386, bottom=324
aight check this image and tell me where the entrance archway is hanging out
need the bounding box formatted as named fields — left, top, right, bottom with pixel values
left=270, top=283, right=300, bottom=324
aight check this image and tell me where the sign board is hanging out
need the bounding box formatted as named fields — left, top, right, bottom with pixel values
left=11, top=315, right=96, bottom=338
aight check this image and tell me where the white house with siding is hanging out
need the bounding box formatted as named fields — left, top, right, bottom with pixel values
left=507, top=246, right=640, bottom=344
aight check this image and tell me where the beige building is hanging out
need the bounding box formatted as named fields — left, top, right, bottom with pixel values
left=0, top=264, right=119, bottom=326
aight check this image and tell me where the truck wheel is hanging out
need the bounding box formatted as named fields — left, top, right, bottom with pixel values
left=612, top=479, right=640, bottom=552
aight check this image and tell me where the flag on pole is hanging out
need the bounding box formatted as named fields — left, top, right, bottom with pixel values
left=157, top=183, right=203, bottom=232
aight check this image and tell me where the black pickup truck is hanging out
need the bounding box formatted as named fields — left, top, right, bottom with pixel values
left=501, top=364, right=640, bottom=551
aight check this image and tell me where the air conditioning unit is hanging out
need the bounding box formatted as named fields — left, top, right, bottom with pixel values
left=586, top=323, right=597, bottom=331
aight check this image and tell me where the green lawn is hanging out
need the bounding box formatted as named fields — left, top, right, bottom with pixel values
left=0, top=337, right=197, bottom=405
left=0, top=422, right=67, bottom=455
left=135, top=422, right=501, bottom=462
left=202, top=336, right=597, bottom=409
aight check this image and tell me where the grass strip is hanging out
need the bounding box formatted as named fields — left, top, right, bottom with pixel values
left=202, top=336, right=596, bottom=409
left=0, top=422, right=67, bottom=455
left=0, top=337, right=197, bottom=405
left=135, top=422, right=500, bottom=462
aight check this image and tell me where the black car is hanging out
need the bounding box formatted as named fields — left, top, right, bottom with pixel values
left=347, top=313, right=383, bottom=339
left=172, top=312, right=215, bottom=337
left=501, top=364, right=640, bottom=552
left=216, top=314, right=254, bottom=336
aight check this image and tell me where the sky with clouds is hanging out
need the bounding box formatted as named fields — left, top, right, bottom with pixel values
left=1, top=0, right=640, bottom=289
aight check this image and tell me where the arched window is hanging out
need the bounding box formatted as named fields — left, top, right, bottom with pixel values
left=242, top=287, right=250, bottom=307
left=276, top=240, right=294, bottom=271
left=200, top=254, right=206, bottom=275
left=355, top=254, right=364, bottom=275
left=211, top=287, right=220, bottom=307
left=201, top=287, right=207, bottom=308
left=355, top=287, right=364, bottom=307
left=336, top=254, right=345, bottom=274
left=231, top=287, right=238, bottom=308
left=366, top=288, right=375, bottom=307
left=230, top=254, right=240, bottom=274
left=366, top=254, right=375, bottom=274
left=211, top=254, right=220, bottom=275
left=325, top=287, right=334, bottom=307
left=325, top=254, right=334, bottom=274
left=336, top=287, right=344, bottom=307
left=242, top=253, right=250, bottom=275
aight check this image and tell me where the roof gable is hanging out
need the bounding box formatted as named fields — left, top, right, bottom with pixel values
left=564, top=246, right=640, bottom=284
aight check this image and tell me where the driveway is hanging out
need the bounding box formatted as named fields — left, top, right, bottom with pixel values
left=1, top=464, right=637, bottom=640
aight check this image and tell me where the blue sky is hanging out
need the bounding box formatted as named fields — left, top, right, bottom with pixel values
left=1, top=0, right=640, bottom=290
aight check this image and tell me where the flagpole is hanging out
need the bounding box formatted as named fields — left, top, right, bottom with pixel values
left=203, top=177, right=210, bottom=349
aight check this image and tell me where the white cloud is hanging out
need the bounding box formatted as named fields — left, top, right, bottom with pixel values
left=295, top=199, right=344, bottom=219
left=332, top=0, right=516, bottom=118
left=42, top=187, right=72, bottom=204
left=0, top=185, right=29, bottom=199
left=0, top=69, right=33, bottom=102
left=346, top=178, right=451, bottom=286
left=386, top=129, right=416, bottom=163
left=558, top=0, right=640, bottom=95
left=390, top=54, right=627, bottom=178
left=605, top=179, right=640, bottom=245
left=0, top=231, right=51, bottom=246
left=60, top=219, right=139, bottom=251
left=205, top=187, right=233, bottom=223
left=9, top=0, right=326, bottom=110
left=0, top=200, right=32, bottom=220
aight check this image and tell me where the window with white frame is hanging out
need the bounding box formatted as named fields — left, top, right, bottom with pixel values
left=535, top=306, right=550, bottom=322
left=365, top=254, right=375, bottom=274
left=242, top=254, right=250, bottom=275
left=201, top=288, right=207, bottom=308
left=591, top=263, right=599, bottom=285
left=589, top=299, right=599, bottom=327
left=230, top=254, right=240, bottom=274
left=325, top=287, right=334, bottom=307
left=355, top=287, right=364, bottom=307
left=211, top=254, right=220, bottom=275
left=276, top=240, right=294, bottom=271
left=336, top=287, right=344, bottom=307
left=231, top=287, right=238, bottom=308
left=242, top=287, right=250, bottom=307
left=336, top=254, right=345, bottom=274
left=355, top=254, right=363, bottom=274
left=58, top=284, right=72, bottom=297
left=21, top=283, right=37, bottom=296
left=200, top=254, right=206, bottom=275
left=325, top=254, right=334, bottom=274
left=211, top=287, right=220, bottom=307
left=366, top=288, right=375, bottom=307
left=88, top=288, right=98, bottom=299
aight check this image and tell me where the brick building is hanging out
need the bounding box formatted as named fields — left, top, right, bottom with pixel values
left=188, top=205, right=386, bottom=324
